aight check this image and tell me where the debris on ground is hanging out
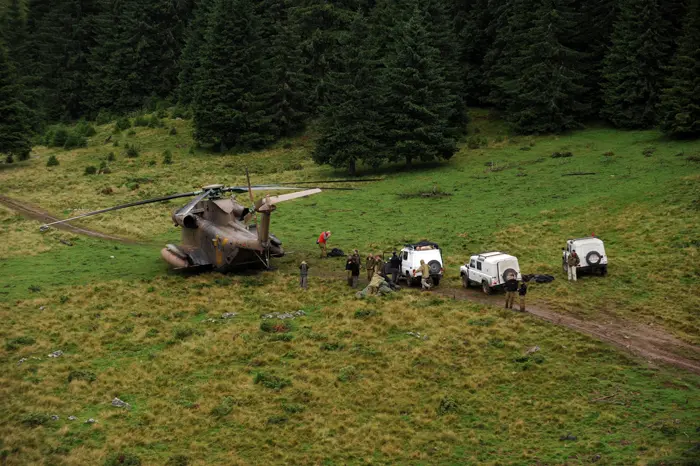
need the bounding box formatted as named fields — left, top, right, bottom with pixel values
left=261, top=310, right=306, bottom=320
left=17, top=358, right=27, bottom=365
left=48, top=350, right=63, bottom=358
left=59, top=239, right=73, bottom=246
left=85, top=418, right=97, bottom=424
left=521, top=274, right=555, bottom=284
left=559, top=433, right=577, bottom=441
left=39, top=306, right=46, bottom=310
left=526, top=346, right=540, bottom=355
left=68, top=416, right=77, bottom=421
left=407, top=331, right=429, bottom=340
left=221, top=312, right=237, bottom=319
left=51, top=415, right=59, bottom=421
left=204, top=318, right=218, bottom=323
left=111, top=397, right=132, bottom=410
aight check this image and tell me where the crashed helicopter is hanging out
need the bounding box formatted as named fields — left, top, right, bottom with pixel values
left=40, top=174, right=362, bottom=272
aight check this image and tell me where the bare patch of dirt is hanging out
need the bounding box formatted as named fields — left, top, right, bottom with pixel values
left=436, top=286, right=700, bottom=375
left=0, top=194, right=138, bottom=244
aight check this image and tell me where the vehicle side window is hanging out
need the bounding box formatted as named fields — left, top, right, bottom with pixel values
left=470, top=260, right=475, bottom=268
left=403, top=252, right=408, bottom=260
left=476, top=261, right=482, bottom=271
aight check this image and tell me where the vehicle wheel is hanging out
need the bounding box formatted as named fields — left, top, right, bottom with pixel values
left=462, top=274, right=469, bottom=288
left=501, top=268, right=517, bottom=283
left=428, top=260, right=441, bottom=275
left=586, top=251, right=602, bottom=266
left=482, top=281, right=491, bottom=295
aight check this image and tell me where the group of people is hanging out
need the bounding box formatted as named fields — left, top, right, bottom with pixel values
left=346, top=250, right=402, bottom=290
left=504, top=273, right=528, bottom=312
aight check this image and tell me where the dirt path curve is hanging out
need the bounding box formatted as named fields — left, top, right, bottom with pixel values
left=435, top=286, right=700, bottom=376
left=0, top=194, right=138, bottom=244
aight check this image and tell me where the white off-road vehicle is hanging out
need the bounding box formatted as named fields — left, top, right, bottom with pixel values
left=563, top=237, right=608, bottom=276
left=460, top=252, right=521, bottom=294
left=399, top=241, right=444, bottom=287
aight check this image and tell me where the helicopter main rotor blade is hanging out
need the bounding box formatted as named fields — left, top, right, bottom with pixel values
left=259, top=188, right=323, bottom=209
left=173, top=189, right=213, bottom=219
left=39, top=191, right=201, bottom=231
left=272, top=178, right=383, bottom=185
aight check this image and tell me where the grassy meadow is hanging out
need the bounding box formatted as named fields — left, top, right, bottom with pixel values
left=1, top=109, right=699, bottom=465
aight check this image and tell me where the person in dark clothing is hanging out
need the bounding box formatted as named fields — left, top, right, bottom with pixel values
left=389, top=251, right=401, bottom=284
left=349, top=257, right=360, bottom=288
left=504, top=273, right=519, bottom=309
left=518, top=280, right=528, bottom=311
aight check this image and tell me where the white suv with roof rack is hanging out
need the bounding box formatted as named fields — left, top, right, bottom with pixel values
left=460, top=252, right=521, bottom=294
left=399, top=241, right=444, bottom=287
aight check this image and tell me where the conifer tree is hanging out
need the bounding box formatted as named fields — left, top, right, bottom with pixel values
left=506, top=0, right=588, bottom=133
left=314, top=12, right=384, bottom=174
left=0, top=41, right=32, bottom=160
left=659, top=0, right=700, bottom=137
left=178, top=0, right=213, bottom=105
left=382, top=5, right=456, bottom=167
left=457, top=0, right=495, bottom=105
left=601, top=0, right=668, bottom=128
left=192, top=0, right=274, bottom=150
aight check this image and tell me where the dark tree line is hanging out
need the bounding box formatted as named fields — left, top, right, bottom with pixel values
left=0, top=0, right=698, bottom=170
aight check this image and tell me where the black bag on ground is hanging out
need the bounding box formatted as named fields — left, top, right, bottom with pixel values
left=328, top=248, right=345, bottom=257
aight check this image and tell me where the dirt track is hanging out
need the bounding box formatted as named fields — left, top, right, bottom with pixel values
left=0, top=194, right=137, bottom=243
left=435, top=286, right=700, bottom=376
left=2, top=194, right=699, bottom=375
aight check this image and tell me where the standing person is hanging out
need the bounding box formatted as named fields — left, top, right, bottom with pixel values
left=317, top=231, right=331, bottom=258
left=567, top=250, right=580, bottom=281
left=418, top=259, right=431, bottom=290
left=352, top=249, right=360, bottom=264
left=389, top=251, right=401, bottom=285
left=504, top=273, right=518, bottom=309
left=350, top=256, right=360, bottom=288
left=518, top=279, right=528, bottom=311
left=366, top=254, right=375, bottom=281
left=374, top=255, right=384, bottom=278
left=345, top=256, right=355, bottom=287
left=299, top=261, right=310, bottom=289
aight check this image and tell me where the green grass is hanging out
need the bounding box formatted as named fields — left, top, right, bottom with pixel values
left=0, top=109, right=699, bottom=464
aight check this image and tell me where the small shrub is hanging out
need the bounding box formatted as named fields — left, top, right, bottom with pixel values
left=63, top=133, right=87, bottom=149
left=114, top=117, right=131, bottom=132
left=320, top=342, right=344, bottom=351
left=338, top=365, right=358, bottom=382
left=642, top=146, right=656, bottom=157
left=107, top=152, right=116, bottom=162
left=603, top=151, right=614, bottom=157
left=488, top=338, right=505, bottom=348
left=188, top=146, right=195, bottom=155
left=147, top=115, right=163, bottom=128
left=145, top=328, right=159, bottom=337
left=126, top=129, right=136, bottom=137
left=467, top=135, right=487, bottom=149
left=686, top=155, right=700, bottom=163
left=282, top=142, right=293, bottom=149
left=104, top=453, right=142, bottom=466
left=519, top=146, right=531, bottom=151
left=437, top=396, right=459, bottom=416
left=354, top=309, right=377, bottom=319
left=46, top=155, right=59, bottom=167
left=156, top=109, right=168, bottom=118
left=253, top=372, right=291, bottom=390
left=5, top=154, right=13, bottom=163
left=148, top=160, right=156, bottom=167
left=95, top=109, right=113, bottom=125
left=84, top=165, right=97, bottom=175
left=28, top=285, right=41, bottom=292
left=267, top=415, right=288, bottom=425
left=173, top=326, right=197, bottom=340
left=210, top=396, right=235, bottom=418
left=269, top=333, right=293, bottom=342
left=112, top=140, right=120, bottom=147
left=59, top=295, right=69, bottom=304
left=169, top=126, right=177, bottom=136
left=282, top=403, right=305, bottom=414
left=67, top=370, right=96, bottom=383
left=125, top=145, right=140, bottom=158
left=133, top=115, right=149, bottom=127
left=98, top=160, right=111, bottom=174
left=468, top=317, right=495, bottom=327
left=21, top=413, right=50, bottom=427
left=171, top=105, right=191, bottom=119
left=74, top=120, right=97, bottom=137
left=5, top=336, right=36, bottom=351
left=51, top=127, right=69, bottom=147
left=163, top=149, right=173, bottom=165
left=100, top=186, right=114, bottom=195
left=165, top=455, right=190, bottom=466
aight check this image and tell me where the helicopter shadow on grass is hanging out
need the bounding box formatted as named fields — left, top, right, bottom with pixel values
left=327, top=159, right=453, bottom=179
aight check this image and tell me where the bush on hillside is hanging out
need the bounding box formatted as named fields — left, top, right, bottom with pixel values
left=114, top=117, right=131, bottom=132
left=84, top=165, right=97, bottom=175
left=107, top=152, right=116, bottom=162
left=133, top=115, right=149, bottom=127
left=5, top=154, right=13, bottom=163
left=95, top=109, right=113, bottom=125
left=104, top=453, right=141, bottom=466
left=125, top=144, right=139, bottom=158
left=147, top=115, right=164, bottom=128
left=163, top=150, right=173, bottom=165
left=74, top=120, right=97, bottom=137
left=46, top=155, right=59, bottom=167
left=63, top=132, right=87, bottom=149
